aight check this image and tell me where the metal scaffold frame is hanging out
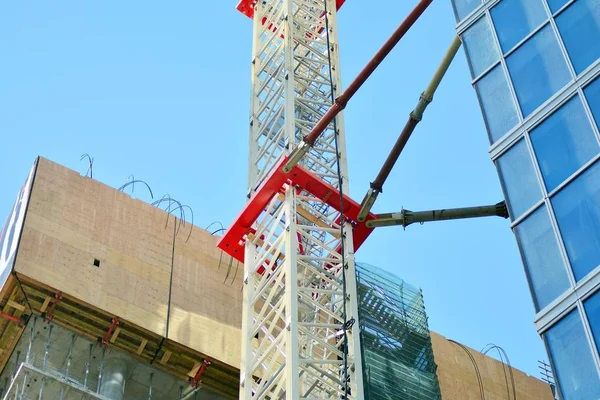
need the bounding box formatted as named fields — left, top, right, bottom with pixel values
left=224, top=0, right=364, bottom=398
left=220, top=0, right=434, bottom=398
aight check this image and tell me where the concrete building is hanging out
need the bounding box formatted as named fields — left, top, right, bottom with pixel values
left=0, top=157, right=553, bottom=398
left=449, top=0, right=600, bottom=398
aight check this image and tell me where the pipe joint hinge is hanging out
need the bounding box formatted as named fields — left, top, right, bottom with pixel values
left=420, top=91, right=433, bottom=104
left=335, top=97, right=347, bottom=111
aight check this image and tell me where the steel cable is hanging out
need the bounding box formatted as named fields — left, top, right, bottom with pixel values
left=324, top=2, right=350, bottom=398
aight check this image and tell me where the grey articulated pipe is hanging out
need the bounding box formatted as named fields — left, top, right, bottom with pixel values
left=357, top=36, right=462, bottom=222
left=366, top=201, right=509, bottom=228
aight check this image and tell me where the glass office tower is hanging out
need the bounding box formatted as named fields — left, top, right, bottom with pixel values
left=450, top=0, right=600, bottom=399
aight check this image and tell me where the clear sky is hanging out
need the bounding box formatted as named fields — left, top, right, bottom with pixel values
left=0, top=1, right=548, bottom=379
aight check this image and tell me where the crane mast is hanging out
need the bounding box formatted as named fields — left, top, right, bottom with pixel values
left=241, top=0, right=363, bottom=398
left=220, top=1, right=436, bottom=398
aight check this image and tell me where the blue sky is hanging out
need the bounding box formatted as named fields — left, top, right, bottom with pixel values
left=0, top=1, right=548, bottom=378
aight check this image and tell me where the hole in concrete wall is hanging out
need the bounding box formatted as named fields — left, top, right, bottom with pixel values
left=93, top=259, right=100, bottom=268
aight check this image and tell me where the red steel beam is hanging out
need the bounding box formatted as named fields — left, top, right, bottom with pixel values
left=1, top=312, right=20, bottom=324
left=45, top=291, right=62, bottom=322
left=237, top=0, right=346, bottom=19
left=101, top=317, right=119, bottom=346
left=190, top=358, right=211, bottom=387
left=284, top=0, right=434, bottom=172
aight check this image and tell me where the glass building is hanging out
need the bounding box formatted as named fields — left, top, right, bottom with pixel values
left=450, top=0, right=600, bottom=398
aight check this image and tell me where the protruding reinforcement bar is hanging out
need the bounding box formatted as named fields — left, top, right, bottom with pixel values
left=366, top=201, right=509, bottom=229
left=357, top=35, right=462, bottom=222
left=283, top=0, right=434, bottom=173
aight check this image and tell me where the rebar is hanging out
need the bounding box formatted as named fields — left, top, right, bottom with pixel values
left=19, top=372, right=27, bottom=400
left=25, top=318, right=36, bottom=364
left=148, top=372, right=153, bottom=400
left=59, top=333, right=77, bottom=400
left=96, top=347, right=106, bottom=393
left=42, top=325, right=53, bottom=370
left=12, top=351, right=20, bottom=379
left=37, top=325, right=53, bottom=399
left=84, top=343, right=93, bottom=388
left=37, top=377, right=45, bottom=400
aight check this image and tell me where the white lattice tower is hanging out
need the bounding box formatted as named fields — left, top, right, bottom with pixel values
left=233, top=0, right=365, bottom=399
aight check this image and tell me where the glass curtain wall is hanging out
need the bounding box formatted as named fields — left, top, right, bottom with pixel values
left=450, top=0, right=600, bottom=399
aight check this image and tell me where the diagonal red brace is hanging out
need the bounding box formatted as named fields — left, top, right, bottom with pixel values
left=190, top=357, right=211, bottom=388
left=101, top=317, right=119, bottom=346
left=45, top=291, right=62, bottom=322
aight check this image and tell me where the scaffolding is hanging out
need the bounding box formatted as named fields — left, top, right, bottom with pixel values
left=0, top=317, right=224, bottom=400
left=356, top=263, right=441, bottom=400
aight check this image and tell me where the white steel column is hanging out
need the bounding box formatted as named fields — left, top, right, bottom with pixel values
left=242, top=0, right=364, bottom=398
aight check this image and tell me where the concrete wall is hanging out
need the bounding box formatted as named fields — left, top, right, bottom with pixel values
left=431, top=332, right=554, bottom=400
left=14, top=157, right=243, bottom=367
left=169, top=223, right=243, bottom=367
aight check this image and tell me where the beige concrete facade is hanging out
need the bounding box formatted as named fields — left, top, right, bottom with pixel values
left=431, top=332, right=554, bottom=399
left=15, top=157, right=244, bottom=369
left=2, top=157, right=553, bottom=398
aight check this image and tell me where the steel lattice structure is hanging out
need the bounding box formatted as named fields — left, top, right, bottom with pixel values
left=220, top=0, right=366, bottom=398
left=219, top=0, right=434, bottom=398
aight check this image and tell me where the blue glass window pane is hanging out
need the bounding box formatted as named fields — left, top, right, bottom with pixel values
left=507, top=25, right=571, bottom=116
left=545, top=309, right=600, bottom=400
left=491, top=0, right=547, bottom=53
left=530, top=96, right=599, bottom=192
left=452, top=0, right=481, bottom=22
left=462, top=16, right=500, bottom=78
left=585, top=289, right=600, bottom=357
left=497, top=140, right=542, bottom=219
left=552, top=161, right=600, bottom=281
left=475, top=65, right=519, bottom=142
left=585, top=75, right=600, bottom=125
left=514, top=206, right=569, bottom=310
left=556, top=0, right=600, bottom=74
left=547, top=0, right=569, bottom=13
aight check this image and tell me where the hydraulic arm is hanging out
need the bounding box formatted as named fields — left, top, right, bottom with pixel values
left=366, top=201, right=509, bottom=229
left=357, top=36, right=462, bottom=221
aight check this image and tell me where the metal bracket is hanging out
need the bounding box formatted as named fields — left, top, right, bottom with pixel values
left=343, top=317, right=356, bottom=332
left=44, top=291, right=62, bottom=322
left=189, top=358, right=211, bottom=388
left=100, top=317, right=119, bottom=347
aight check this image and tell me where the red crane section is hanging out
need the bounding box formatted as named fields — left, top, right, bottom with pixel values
left=217, top=155, right=377, bottom=263
left=236, top=0, right=346, bottom=19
